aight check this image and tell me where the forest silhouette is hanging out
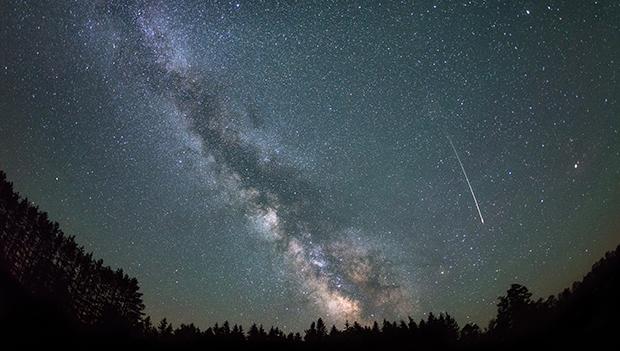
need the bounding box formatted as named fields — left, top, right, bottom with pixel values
left=1, top=169, right=618, bottom=349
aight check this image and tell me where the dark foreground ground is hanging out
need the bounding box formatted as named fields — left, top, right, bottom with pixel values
left=2, top=243, right=619, bottom=351
left=1, top=169, right=619, bottom=350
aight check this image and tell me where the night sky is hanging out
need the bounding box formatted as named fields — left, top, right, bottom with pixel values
left=1, top=1, right=619, bottom=332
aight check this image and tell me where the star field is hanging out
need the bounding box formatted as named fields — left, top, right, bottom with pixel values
left=1, top=1, right=619, bottom=332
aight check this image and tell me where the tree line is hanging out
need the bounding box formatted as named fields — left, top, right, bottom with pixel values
left=0, top=170, right=144, bottom=329
left=0, top=169, right=618, bottom=349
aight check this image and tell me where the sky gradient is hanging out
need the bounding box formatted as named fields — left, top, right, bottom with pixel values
left=1, top=0, right=619, bottom=332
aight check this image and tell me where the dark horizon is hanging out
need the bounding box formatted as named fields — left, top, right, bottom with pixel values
left=1, top=166, right=617, bottom=334
left=1, top=167, right=619, bottom=348
left=1, top=0, right=619, bottom=340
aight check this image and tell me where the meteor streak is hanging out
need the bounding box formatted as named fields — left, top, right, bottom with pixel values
left=447, top=135, right=485, bottom=224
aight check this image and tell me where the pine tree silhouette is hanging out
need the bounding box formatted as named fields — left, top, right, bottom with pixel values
left=1, top=168, right=620, bottom=349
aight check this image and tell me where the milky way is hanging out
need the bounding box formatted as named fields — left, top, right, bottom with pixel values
left=1, top=0, right=619, bottom=331
left=86, top=1, right=414, bottom=324
left=142, top=4, right=412, bottom=323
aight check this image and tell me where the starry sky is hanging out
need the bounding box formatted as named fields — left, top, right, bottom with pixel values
left=1, top=0, right=619, bottom=332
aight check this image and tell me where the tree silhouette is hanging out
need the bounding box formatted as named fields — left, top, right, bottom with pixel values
left=0, top=171, right=144, bottom=332
left=316, top=318, right=327, bottom=340
left=157, top=318, right=174, bottom=339
left=304, top=320, right=317, bottom=342
left=1, top=168, right=620, bottom=349
left=489, top=283, right=534, bottom=336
